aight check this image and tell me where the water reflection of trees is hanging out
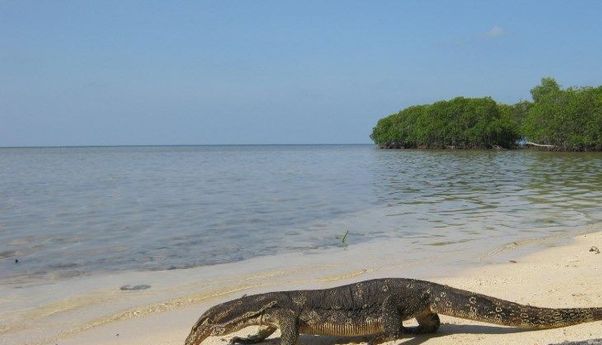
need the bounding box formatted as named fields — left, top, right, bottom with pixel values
left=370, top=150, right=602, bottom=237
left=524, top=151, right=602, bottom=223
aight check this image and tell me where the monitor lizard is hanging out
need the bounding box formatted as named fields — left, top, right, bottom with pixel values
left=184, top=278, right=602, bottom=345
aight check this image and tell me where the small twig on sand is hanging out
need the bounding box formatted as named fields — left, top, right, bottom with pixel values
left=336, top=230, right=349, bottom=247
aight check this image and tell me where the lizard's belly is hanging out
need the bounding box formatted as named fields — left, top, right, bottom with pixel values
left=299, top=319, right=382, bottom=336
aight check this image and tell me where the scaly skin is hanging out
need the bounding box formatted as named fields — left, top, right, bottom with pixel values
left=184, top=278, right=602, bottom=345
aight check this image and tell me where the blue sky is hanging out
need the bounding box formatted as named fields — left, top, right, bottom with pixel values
left=1, top=1, right=602, bottom=146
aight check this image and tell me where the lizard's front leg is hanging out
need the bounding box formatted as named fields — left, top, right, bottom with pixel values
left=277, top=312, right=299, bottom=345
left=229, top=326, right=278, bottom=344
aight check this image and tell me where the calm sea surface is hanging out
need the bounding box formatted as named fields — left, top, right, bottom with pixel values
left=1, top=145, right=601, bottom=284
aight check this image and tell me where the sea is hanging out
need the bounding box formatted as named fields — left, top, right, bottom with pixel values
left=1, top=145, right=602, bottom=285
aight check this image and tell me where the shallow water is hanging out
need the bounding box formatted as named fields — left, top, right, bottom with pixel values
left=1, top=145, right=601, bottom=284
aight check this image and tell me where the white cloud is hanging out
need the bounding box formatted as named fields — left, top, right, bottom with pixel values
left=485, top=25, right=505, bottom=38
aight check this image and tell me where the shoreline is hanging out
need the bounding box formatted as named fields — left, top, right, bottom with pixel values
left=88, top=231, right=602, bottom=345
left=1, top=226, right=601, bottom=345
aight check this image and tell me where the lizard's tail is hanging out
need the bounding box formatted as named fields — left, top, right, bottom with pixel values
left=429, top=284, right=601, bottom=329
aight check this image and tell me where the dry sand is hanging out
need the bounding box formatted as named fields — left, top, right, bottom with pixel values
left=30, top=231, right=599, bottom=345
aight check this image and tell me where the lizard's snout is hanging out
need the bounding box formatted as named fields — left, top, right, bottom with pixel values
left=184, top=326, right=210, bottom=345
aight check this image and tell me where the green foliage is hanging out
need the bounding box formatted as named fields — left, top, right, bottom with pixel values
left=522, top=78, right=602, bottom=151
left=371, top=77, right=602, bottom=151
left=498, top=100, right=531, bottom=131
left=530, top=77, right=561, bottom=103
left=370, top=97, right=519, bottom=149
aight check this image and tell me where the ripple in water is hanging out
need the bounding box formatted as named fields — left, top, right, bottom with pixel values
left=0, top=146, right=601, bottom=283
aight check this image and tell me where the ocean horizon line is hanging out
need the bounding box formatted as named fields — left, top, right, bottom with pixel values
left=0, top=143, right=374, bottom=149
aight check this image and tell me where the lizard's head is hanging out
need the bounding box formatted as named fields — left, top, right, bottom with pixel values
left=184, top=294, right=278, bottom=345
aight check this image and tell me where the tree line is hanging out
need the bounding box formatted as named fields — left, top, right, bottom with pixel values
left=370, top=78, right=602, bottom=151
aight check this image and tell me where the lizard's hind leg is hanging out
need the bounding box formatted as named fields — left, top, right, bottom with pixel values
left=407, top=312, right=440, bottom=334
left=368, top=296, right=405, bottom=345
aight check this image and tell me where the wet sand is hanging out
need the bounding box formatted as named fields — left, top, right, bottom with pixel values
left=2, top=229, right=601, bottom=345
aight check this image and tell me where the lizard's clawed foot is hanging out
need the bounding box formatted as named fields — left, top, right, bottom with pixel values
left=228, top=326, right=277, bottom=345
left=228, top=335, right=269, bottom=345
left=229, top=336, right=248, bottom=345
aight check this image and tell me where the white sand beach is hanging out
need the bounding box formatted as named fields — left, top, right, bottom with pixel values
left=2, top=228, right=600, bottom=345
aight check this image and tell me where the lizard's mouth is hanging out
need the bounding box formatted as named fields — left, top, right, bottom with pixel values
left=184, top=327, right=211, bottom=345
